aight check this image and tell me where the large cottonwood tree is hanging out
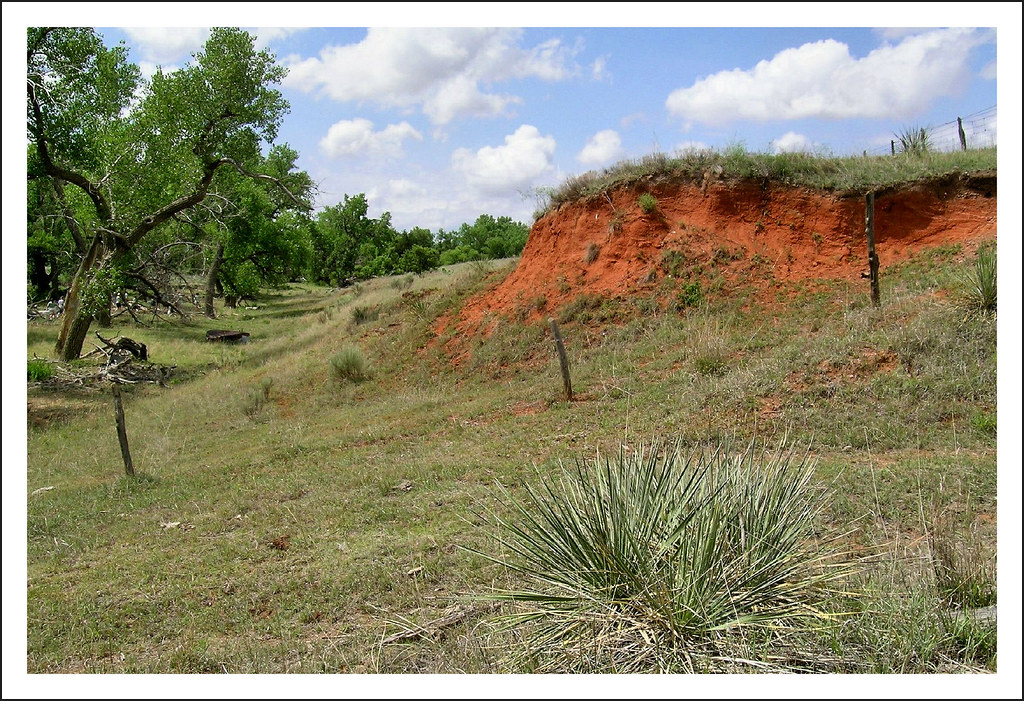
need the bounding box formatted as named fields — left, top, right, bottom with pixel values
left=27, top=26, right=301, bottom=360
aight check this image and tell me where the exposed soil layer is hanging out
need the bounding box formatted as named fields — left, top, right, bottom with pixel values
left=451, top=173, right=996, bottom=335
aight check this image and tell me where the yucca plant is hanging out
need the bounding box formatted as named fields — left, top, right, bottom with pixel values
left=476, top=437, right=854, bottom=672
left=896, top=126, right=932, bottom=156
left=960, top=245, right=997, bottom=316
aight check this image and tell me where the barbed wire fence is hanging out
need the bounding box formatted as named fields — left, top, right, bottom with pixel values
left=862, top=105, right=997, bottom=156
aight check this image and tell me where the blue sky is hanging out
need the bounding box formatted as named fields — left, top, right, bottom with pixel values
left=15, top=4, right=1012, bottom=233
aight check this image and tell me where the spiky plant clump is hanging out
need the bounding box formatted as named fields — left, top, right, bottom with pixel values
left=896, top=126, right=932, bottom=156
left=960, top=245, right=996, bottom=316
left=478, top=437, right=853, bottom=672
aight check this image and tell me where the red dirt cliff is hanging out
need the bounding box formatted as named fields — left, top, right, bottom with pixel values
left=453, top=172, right=996, bottom=332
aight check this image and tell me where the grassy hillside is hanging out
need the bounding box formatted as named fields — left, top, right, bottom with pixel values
left=25, top=239, right=997, bottom=676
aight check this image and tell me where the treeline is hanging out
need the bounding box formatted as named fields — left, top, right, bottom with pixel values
left=28, top=174, right=530, bottom=306
left=305, top=194, right=529, bottom=287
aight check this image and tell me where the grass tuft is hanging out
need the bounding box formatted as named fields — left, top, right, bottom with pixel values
left=330, top=345, right=370, bottom=383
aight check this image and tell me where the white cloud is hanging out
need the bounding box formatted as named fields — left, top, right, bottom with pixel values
left=122, top=27, right=210, bottom=65
left=771, top=132, right=814, bottom=153
left=452, top=125, right=557, bottom=195
left=577, top=130, right=625, bottom=166
left=319, top=119, right=422, bottom=159
left=665, top=28, right=990, bottom=123
left=282, top=28, right=577, bottom=125
left=675, top=140, right=710, bottom=154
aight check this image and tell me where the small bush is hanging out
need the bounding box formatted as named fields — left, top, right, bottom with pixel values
left=694, top=352, right=729, bottom=377
left=242, top=377, right=273, bottom=418
left=477, top=437, right=853, bottom=672
left=638, top=192, right=658, bottom=214
left=895, top=126, right=931, bottom=156
left=583, top=242, right=600, bottom=265
left=28, top=358, right=54, bottom=382
left=331, top=346, right=369, bottom=383
left=351, top=305, right=379, bottom=325
left=676, top=281, right=704, bottom=310
left=959, top=245, right=996, bottom=316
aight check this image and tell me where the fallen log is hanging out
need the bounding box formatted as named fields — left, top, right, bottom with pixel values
left=206, top=329, right=250, bottom=343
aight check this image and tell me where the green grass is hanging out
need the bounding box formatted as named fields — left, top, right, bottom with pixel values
left=24, top=249, right=997, bottom=675
left=537, top=146, right=996, bottom=216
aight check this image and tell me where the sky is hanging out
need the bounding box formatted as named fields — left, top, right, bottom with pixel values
left=11, top=4, right=1013, bottom=234
left=4, top=4, right=1023, bottom=698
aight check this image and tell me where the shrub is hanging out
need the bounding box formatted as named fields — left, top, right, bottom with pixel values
left=242, top=377, right=273, bottom=418
left=583, top=242, right=600, bottom=265
left=638, top=192, right=658, bottom=214
left=27, top=358, right=54, bottom=382
left=351, top=305, right=379, bottom=325
left=477, top=437, right=852, bottom=672
left=331, top=346, right=369, bottom=383
left=895, top=126, right=931, bottom=156
left=676, top=281, right=704, bottom=310
left=959, top=244, right=996, bottom=316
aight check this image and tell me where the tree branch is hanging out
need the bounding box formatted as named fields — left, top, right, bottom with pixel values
left=220, top=157, right=313, bottom=211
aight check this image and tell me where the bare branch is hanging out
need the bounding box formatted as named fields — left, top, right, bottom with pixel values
left=220, top=157, right=312, bottom=211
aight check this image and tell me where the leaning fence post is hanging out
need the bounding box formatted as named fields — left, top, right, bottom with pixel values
left=865, top=192, right=880, bottom=307
left=957, top=117, right=967, bottom=151
left=548, top=317, right=573, bottom=402
left=112, top=383, right=135, bottom=476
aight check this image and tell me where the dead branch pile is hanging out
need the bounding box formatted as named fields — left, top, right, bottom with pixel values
left=38, top=333, right=177, bottom=389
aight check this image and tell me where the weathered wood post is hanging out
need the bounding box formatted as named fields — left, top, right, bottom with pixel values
left=111, top=383, right=135, bottom=476
left=548, top=317, right=573, bottom=402
left=890, top=140, right=896, bottom=156
left=957, top=117, right=967, bottom=151
left=865, top=192, right=880, bottom=307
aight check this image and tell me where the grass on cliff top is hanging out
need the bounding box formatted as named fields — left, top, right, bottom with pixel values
left=537, top=145, right=997, bottom=216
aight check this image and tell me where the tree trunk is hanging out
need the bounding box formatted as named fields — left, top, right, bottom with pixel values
left=204, top=242, right=225, bottom=318
left=96, top=295, right=112, bottom=327
left=60, top=310, right=95, bottom=362
left=56, top=235, right=103, bottom=360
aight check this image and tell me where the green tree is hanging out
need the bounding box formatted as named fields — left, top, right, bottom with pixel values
left=28, top=27, right=303, bottom=360
left=309, top=194, right=397, bottom=285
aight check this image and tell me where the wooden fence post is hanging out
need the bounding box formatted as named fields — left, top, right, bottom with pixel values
left=865, top=192, right=880, bottom=307
left=548, top=318, right=573, bottom=402
left=957, top=117, right=967, bottom=151
left=112, top=383, right=135, bottom=476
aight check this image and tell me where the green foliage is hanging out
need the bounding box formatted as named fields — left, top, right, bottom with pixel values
left=675, top=281, right=704, bottom=311
left=351, top=305, right=379, bottom=325
left=330, top=346, right=369, bottom=383
left=478, top=437, right=852, bottom=672
left=959, top=244, right=996, bottom=315
left=28, top=358, right=55, bottom=382
left=637, top=192, right=658, bottom=214
left=79, top=265, right=127, bottom=317
left=896, top=126, right=932, bottom=156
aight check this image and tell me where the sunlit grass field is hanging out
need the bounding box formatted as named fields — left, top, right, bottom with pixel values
left=23, top=246, right=998, bottom=677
